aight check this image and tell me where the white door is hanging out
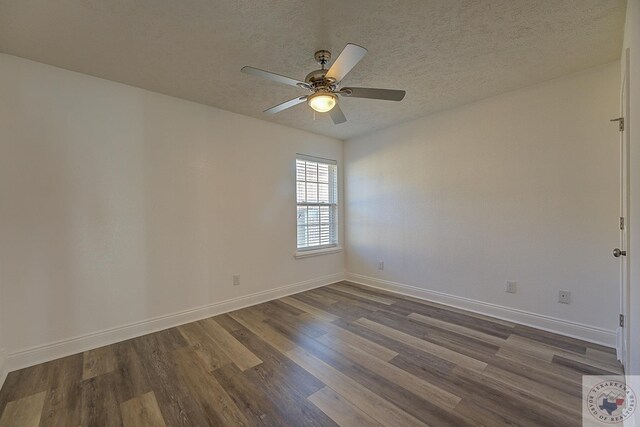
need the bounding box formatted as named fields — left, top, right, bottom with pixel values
left=616, top=48, right=630, bottom=369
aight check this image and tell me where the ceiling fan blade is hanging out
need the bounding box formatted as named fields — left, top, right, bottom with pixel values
left=242, top=66, right=308, bottom=88
left=325, top=43, right=367, bottom=83
left=263, top=96, right=308, bottom=115
left=329, top=104, right=347, bottom=124
left=340, top=87, right=406, bottom=101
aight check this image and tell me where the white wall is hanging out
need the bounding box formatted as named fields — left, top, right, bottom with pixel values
left=622, top=0, right=640, bottom=375
left=0, top=54, right=344, bottom=370
left=0, top=46, right=626, bottom=378
left=345, top=62, right=621, bottom=344
left=0, top=281, right=4, bottom=384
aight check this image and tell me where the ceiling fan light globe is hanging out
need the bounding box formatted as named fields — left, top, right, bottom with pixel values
left=308, top=93, right=336, bottom=112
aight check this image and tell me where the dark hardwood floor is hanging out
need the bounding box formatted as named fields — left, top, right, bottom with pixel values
left=0, top=281, right=623, bottom=426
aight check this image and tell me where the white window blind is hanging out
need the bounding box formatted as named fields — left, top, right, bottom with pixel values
left=296, top=155, right=338, bottom=250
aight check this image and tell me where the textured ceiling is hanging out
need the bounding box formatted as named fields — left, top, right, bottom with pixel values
left=0, top=0, right=626, bottom=140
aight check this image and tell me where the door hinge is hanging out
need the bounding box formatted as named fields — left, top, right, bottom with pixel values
left=611, top=117, right=624, bottom=131
left=620, top=217, right=625, bottom=230
left=620, top=314, right=625, bottom=328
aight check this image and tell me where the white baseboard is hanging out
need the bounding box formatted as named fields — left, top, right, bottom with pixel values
left=346, top=273, right=617, bottom=348
left=4, top=272, right=345, bottom=376
left=2, top=269, right=616, bottom=387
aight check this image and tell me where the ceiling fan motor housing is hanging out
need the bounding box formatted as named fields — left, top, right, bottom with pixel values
left=305, top=69, right=336, bottom=87
left=306, top=50, right=337, bottom=90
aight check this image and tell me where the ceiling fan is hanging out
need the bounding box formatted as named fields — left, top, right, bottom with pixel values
left=241, top=43, right=406, bottom=124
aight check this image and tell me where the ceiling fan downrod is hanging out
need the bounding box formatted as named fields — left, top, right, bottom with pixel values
left=314, top=50, right=331, bottom=69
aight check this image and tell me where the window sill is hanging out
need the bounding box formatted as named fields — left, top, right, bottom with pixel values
left=294, top=247, right=343, bottom=259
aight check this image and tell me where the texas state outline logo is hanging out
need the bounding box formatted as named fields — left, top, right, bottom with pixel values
left=584, top=377, right=637, bottom=425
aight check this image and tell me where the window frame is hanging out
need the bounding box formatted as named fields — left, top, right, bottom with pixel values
left=295, top=154, right=339, bottom=252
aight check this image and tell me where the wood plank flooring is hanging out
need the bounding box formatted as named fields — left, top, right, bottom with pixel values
left=0, top=281, right=623, bottom=426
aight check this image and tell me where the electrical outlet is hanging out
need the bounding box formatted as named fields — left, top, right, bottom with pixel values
left=558, top=290, right=571, bottom=304
left=233, top=275, right=240, bottom=286
left=378, top=261, right=384, bottom=270
left=506, top=281, right=517, bottom=294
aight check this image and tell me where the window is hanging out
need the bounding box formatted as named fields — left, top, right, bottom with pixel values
left=296, top=155, right=338, bottom=251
